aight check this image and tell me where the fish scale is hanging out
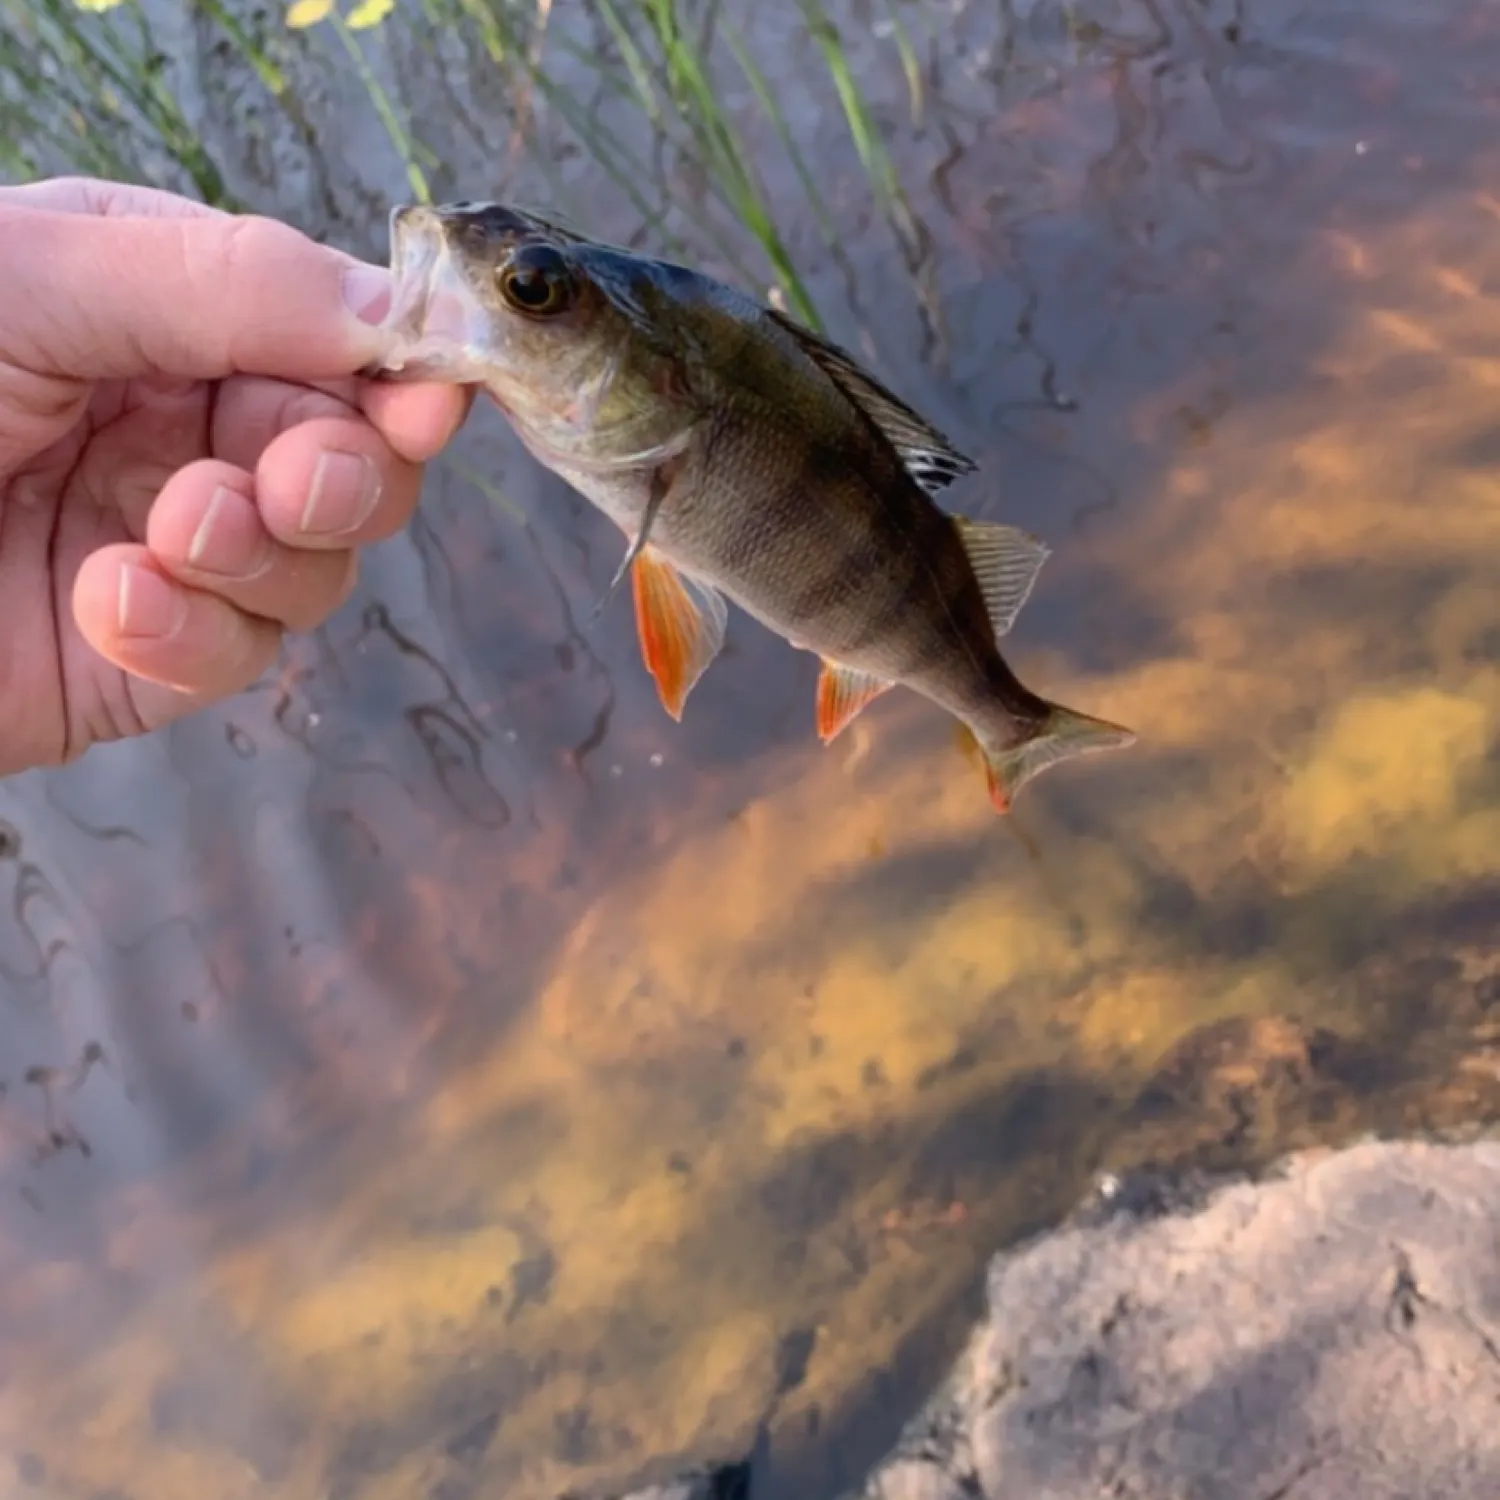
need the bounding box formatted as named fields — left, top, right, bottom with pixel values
left=371, top=200, right=1137, bottom=814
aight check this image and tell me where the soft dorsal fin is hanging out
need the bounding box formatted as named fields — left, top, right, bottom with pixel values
left=766, top=307, right=978, bottom=495
left=952, top=517, right=1051, bottom=638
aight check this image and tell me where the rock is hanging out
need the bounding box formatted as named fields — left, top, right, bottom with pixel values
left=860, top=1460, right=971, bottom=1500
left=849, top=1136, right=1500, bottom=1499
left=618, top=1484, right=712, bottom=1500
left=611, top=1138, right=1500, bottom=1499
left=606, top=1459, right=752, bottom=1500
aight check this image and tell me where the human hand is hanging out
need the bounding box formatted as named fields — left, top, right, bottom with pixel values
left=0, top=176, right=472, bottom=778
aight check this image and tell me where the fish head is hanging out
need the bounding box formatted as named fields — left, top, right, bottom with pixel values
left=373, top=201, right=695, bottom=463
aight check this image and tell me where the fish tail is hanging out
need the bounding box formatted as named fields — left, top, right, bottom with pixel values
left=972, top=701, right=1136, bottom=814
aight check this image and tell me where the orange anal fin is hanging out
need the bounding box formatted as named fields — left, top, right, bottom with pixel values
left=953, top=723, right=1011, bottom=812
left=982, top=760, right=1013, bottom=815
left=631, top=546, right=728, bottom=721
left=816, top=659, right=894, bottom=744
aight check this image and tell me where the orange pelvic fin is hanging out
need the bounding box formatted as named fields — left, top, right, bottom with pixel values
left=816, top=659, right=894, bottom=743
left=630, top=545, right=728, bottom=720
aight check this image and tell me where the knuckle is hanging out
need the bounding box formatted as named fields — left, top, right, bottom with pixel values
left=0, top=364, right=87, bottom=430
left=215, top=218, right=281, bottom=368
left=217, top=214, right=285, bottom=283
left=180, top=214, right=296, bottom=371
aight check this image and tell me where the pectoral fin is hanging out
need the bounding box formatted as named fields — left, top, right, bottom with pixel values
left=596, top=463, right=677, bottom=619
left=816, top=660, right=894, bottom=743
left=632, top=547, right=728, bottom=720
left=952, top=517, right=1051, bottom=637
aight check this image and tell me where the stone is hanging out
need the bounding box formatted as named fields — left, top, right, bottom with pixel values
left=612, top=1138, right=1500, bottom=1498
left=616, top=1138, right=1500, bottom=1498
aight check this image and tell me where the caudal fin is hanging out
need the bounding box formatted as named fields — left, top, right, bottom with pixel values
left=976, top=703, right=1136, bottom=814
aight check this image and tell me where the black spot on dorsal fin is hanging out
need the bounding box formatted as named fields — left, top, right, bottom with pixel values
left=765, top=306, right=978, bottom=495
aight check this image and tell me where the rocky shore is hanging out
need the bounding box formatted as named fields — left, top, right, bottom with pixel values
left=618, top=1136, right=1500, bottom=1500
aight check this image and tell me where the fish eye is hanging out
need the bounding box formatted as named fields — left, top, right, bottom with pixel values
left=498, top=246, right=574, bottom=316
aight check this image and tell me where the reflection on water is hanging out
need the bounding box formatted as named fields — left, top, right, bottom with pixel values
left=4, top=0, right=1500, bottom=1496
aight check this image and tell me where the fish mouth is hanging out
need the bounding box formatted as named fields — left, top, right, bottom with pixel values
left=362, top=205, right=493, bottom=383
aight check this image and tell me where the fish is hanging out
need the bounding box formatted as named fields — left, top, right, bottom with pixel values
left=369, top=200, right=1135, bottom=813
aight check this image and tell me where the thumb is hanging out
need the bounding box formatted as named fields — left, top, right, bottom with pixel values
left=0, top=204, right=394, bottom=388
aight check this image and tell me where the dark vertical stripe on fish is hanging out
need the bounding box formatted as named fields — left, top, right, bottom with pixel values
left=835, top=491, right=952, bottom=663
left=763, top=437, right=872, bottom=630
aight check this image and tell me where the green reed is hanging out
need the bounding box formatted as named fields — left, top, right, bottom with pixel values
left=289, top=0, right=919, bottom=331
left=0, top=0, right=923, bottom=340
left=594, top=0, right=822, bottom=326
left=0, top=0, right=236, bottom=200
left=801, top=0, right=923, bottom=259
left=431, top=0, right=728, bottom=259
left=407, top=0, right=784, bottom=305
left=328, top=8, right=435, bottom=203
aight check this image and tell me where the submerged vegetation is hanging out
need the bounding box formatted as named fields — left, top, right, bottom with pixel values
left=0, top=0, right=940, bottom=330
left=0, top=0, right=241, bottom=199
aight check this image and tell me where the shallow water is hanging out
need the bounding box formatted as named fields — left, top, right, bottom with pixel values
left=2, top=1, right=1500, bottom=1496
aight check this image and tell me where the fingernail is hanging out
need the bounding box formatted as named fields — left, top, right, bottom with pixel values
left=117, top=563, right=186, bottom=639
left=341, top=263, right=391, bottom=325
left=302, top=450, right=382, bottom=537
left=188, top=486, right=272, bottom=578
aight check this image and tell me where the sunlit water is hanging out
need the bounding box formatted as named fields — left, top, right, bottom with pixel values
left=3, top=1, right=1500, bottom=1496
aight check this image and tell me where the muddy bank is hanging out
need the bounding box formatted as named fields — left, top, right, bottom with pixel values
left=620, top=1134, right=1500, bottom=1500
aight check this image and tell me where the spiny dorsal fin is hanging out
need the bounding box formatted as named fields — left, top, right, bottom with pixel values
left=766, top=307, right=978, bottom=496
left=952, top=517, right=1051, bottom=638
left=815, top=659, right=894, bottom=744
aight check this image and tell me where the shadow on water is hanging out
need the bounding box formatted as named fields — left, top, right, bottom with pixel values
left=3, top=0, right=1500, bottom=1497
